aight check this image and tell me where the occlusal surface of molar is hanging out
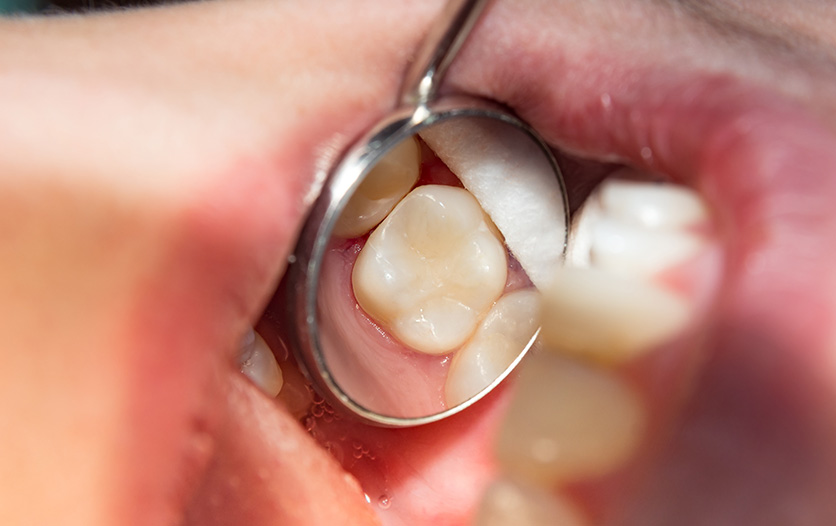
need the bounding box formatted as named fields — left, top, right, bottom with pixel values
left=352, top=184, right=508, bottom=354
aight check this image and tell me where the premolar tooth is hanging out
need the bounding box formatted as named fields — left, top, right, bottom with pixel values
left=475, top=478, right=588, bottom=526
left=353, top=185, right=507, bottom=354
left=333, top=137, right=420, bottom=238
left=540, top=267, right=690, bottom=364
left=239, top=329, right=284, bottom=397
left=445, top=289, right=540, bottom=407
left=599, top=177, right=708, bottom=229
left=495, top=353, right=645, bottom=486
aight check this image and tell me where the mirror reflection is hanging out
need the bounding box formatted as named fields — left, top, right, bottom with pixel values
left=317, top=115, right=567, bottom=418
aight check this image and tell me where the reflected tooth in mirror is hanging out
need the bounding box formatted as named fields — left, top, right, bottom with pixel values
left=599, top=177, right=708, bottom=229
left=540, top=267, right=689, bottom=364
left=445, top=289, right=540, bottom=406
left=239, top=329, right=284, bottom=397
left=352, top=185, right=507, bottom=354
left=475, top=478, right=588, bottom=526
left=496, top=353, right=645, bottom=486
left=333, top=137, right=420, bottom=238
left=420, top=119, right=567, bottom=290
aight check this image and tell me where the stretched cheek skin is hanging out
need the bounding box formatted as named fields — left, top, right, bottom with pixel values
left=120, top=156, right=313, bottom=524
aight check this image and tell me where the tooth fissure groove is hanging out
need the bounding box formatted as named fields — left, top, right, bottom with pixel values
left=353, top=185, right=508, bottom=355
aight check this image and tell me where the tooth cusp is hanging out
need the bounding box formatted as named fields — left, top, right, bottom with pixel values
left=353, top=185, right=507, bottom=354
left=599, top=177, right=708, bottom=229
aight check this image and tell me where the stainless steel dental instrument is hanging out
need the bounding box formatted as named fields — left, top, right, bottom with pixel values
left=284, top=0, right=569, bottom=427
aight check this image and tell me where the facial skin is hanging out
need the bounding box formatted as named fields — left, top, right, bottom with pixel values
left=2, top=1, right=836, bottom=525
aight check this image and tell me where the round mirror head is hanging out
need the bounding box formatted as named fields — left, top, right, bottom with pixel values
left=290, top=102, right=568, bottom=426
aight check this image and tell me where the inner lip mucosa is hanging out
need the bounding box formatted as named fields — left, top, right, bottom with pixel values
left=317, top=136, right=541, bottom=418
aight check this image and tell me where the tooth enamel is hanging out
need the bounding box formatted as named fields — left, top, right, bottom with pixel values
left=599, top=177, right=708, bottom=229
left=590, top=216, right=705, bottom=276
left=496, top=352, right=645, bottom=485
left=239, top=329, right=284, bottom=397
left=333, top=137, right=420, bottom=238
left=475, top=478, right=588, bottom=526
left=540, top=267, right=690, bottom=364
left=569, top=178, right=708, bottom=277
left=569, top=178, right=708, bottom=276
left=445, top=289, right=540, bottom=406
left=420, top=119, right=567, bottom=290
left=353, top=185, right=507, bottom=354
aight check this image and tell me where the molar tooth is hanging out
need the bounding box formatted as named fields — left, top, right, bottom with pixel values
left=333, top=137, right=420, bottom=238
left=540, top=267, right=690, bottom=364
left=239, top=329, right=284, bottom=397
left=496, top=353, right=645, bottom=486
left=475, top=478, right=588, bottom=526
left=352, top=185, right=507, bottom=354
left=444, top=289, right=540, bottom=407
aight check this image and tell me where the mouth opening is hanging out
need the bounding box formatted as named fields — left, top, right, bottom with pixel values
left=189, top=71, right=836, bottom=526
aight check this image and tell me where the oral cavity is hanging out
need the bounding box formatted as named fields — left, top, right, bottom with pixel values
left=325, top=129, right=565, bottom=411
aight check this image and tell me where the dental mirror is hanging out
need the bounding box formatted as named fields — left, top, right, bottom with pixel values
left=284, top=0, right=569, bottom=427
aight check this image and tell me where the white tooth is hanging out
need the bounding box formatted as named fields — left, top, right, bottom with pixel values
left=590, top=216, right=704, bottom=276
left=569, top=178, right=708, bottom=277
left=475, top=478, right=588, bottom=526
left=496, top=352, right=645, bottom=486
left=420, top=119, right=567, bottom=290
left=445, top=289, right=540, bottom=407
left=599, top=178, right=708, bottom=229
left=353, top=185, right=507, bottom=354
left=540, top=267, right=690, bottom=364
left=239, top=329, right=284, bottom=397
left=333, top=137, right=420, bottom=238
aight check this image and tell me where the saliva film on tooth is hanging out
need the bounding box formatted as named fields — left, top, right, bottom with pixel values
left=325, top=120, right=567, bottom=412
